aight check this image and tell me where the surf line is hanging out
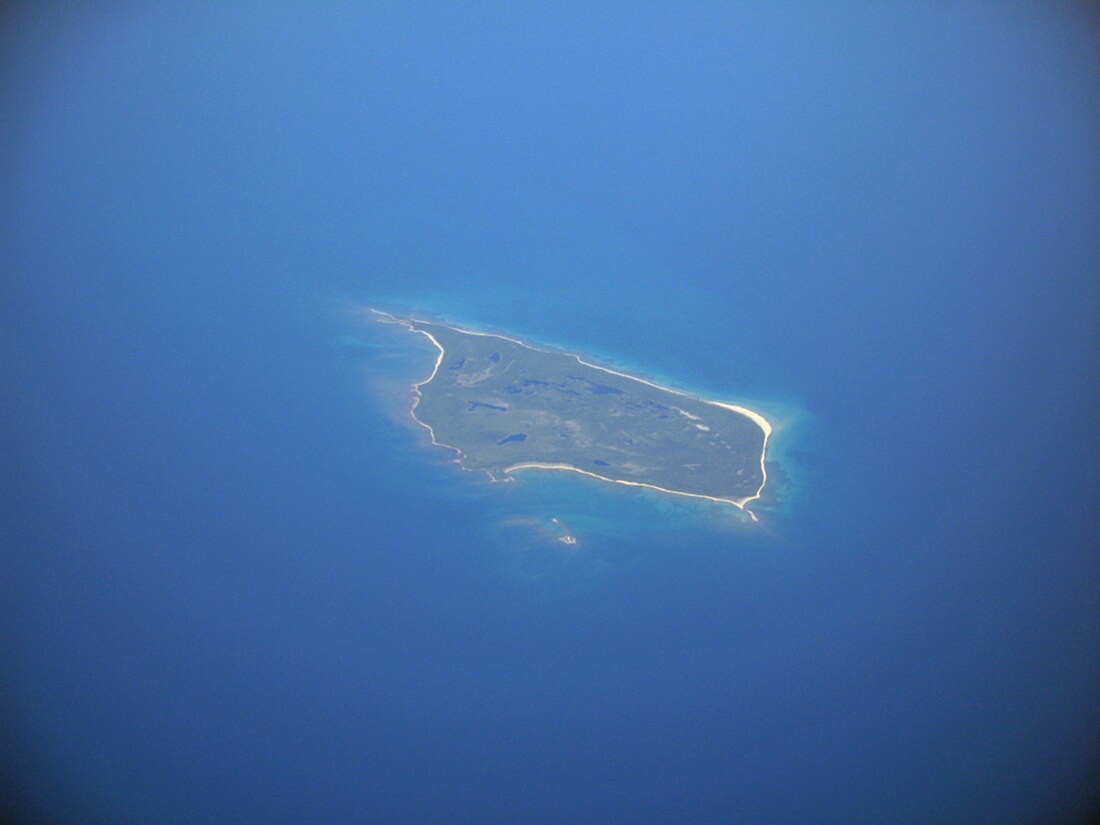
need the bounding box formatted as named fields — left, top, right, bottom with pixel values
left=502, top=462, right=764, bottom=522
left=369, top=308, right=479, bottom=476
left=369, top=308, right=771, bottom=520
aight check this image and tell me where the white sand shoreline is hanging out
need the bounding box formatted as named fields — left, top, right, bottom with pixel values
left=368, top=307, right=772, bottom=520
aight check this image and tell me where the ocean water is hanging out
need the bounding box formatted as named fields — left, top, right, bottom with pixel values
left=3, top=4, right=1098, bottom=824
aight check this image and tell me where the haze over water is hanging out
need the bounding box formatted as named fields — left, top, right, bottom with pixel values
left=4, top=4, right=1099, bottom=824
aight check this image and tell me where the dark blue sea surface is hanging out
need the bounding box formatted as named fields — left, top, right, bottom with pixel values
left=4, top=5, right=1098, bottom=824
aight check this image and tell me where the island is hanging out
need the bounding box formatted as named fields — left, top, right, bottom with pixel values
left=371, top=309, right=772, bottom=519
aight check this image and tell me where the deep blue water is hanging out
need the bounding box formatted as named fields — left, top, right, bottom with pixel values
left=4, top=4, right=1099, bottom=824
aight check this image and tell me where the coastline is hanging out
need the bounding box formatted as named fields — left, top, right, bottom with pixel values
left=368, top=307, right=772, bottom=520
left=369, top=309, right=472, bottom=476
